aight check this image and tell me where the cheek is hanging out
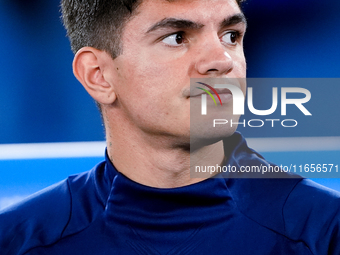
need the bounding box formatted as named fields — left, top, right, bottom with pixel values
left=120, top=51, right=189, bottom=95
left=123, top=54, right=175, bottom=85
left=116, top=62, right=183, bottom=114
left=233, top=49, right=246, bottom=71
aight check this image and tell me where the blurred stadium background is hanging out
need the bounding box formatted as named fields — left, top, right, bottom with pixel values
left=0, top=0, right=339, bottom=210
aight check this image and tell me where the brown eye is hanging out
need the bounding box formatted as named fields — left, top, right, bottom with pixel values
left=175, top=33, right=184, bottom=44
left=230, top=32, right=237, bottom=43
left=162, top=32, right=185, bottom=46
left=222, top=31, right=238, bottom=45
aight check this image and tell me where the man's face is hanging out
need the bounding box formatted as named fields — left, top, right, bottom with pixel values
left=107, top=0, right=247, bottom=144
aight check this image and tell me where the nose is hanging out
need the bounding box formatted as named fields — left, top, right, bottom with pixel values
left=195, top=36, right=234, bottom=76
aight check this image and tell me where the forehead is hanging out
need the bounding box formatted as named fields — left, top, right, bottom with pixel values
left=130, top=0, right=242, bottom=28
left=139, top=0, right=240, bottom=9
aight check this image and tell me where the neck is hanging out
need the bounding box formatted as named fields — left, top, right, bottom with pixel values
left=106, top=125, right=225, bottom=189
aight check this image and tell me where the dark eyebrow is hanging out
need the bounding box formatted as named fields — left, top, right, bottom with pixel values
left=220, top=13, right=247, bottom=29
left=146, top=13, right=247, bottom=34
left=146, top=18, right=204, bottom=33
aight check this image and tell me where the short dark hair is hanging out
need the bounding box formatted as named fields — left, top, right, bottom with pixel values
left=61, top=0, right=246, bottom=59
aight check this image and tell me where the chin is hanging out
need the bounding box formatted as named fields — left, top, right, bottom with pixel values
left=189, top=103, right=241, bottom=149
left=189, top=123, right=238, bottom=151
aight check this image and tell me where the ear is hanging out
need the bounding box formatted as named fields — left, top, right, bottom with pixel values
left=73, top=47, right=116, bottom=105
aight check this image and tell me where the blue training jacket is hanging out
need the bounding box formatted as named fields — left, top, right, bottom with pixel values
left=1, top=132, right=340, bottom=254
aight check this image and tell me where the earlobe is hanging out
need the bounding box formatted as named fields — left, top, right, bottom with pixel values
left=73, top=47, right=116, bottom=105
